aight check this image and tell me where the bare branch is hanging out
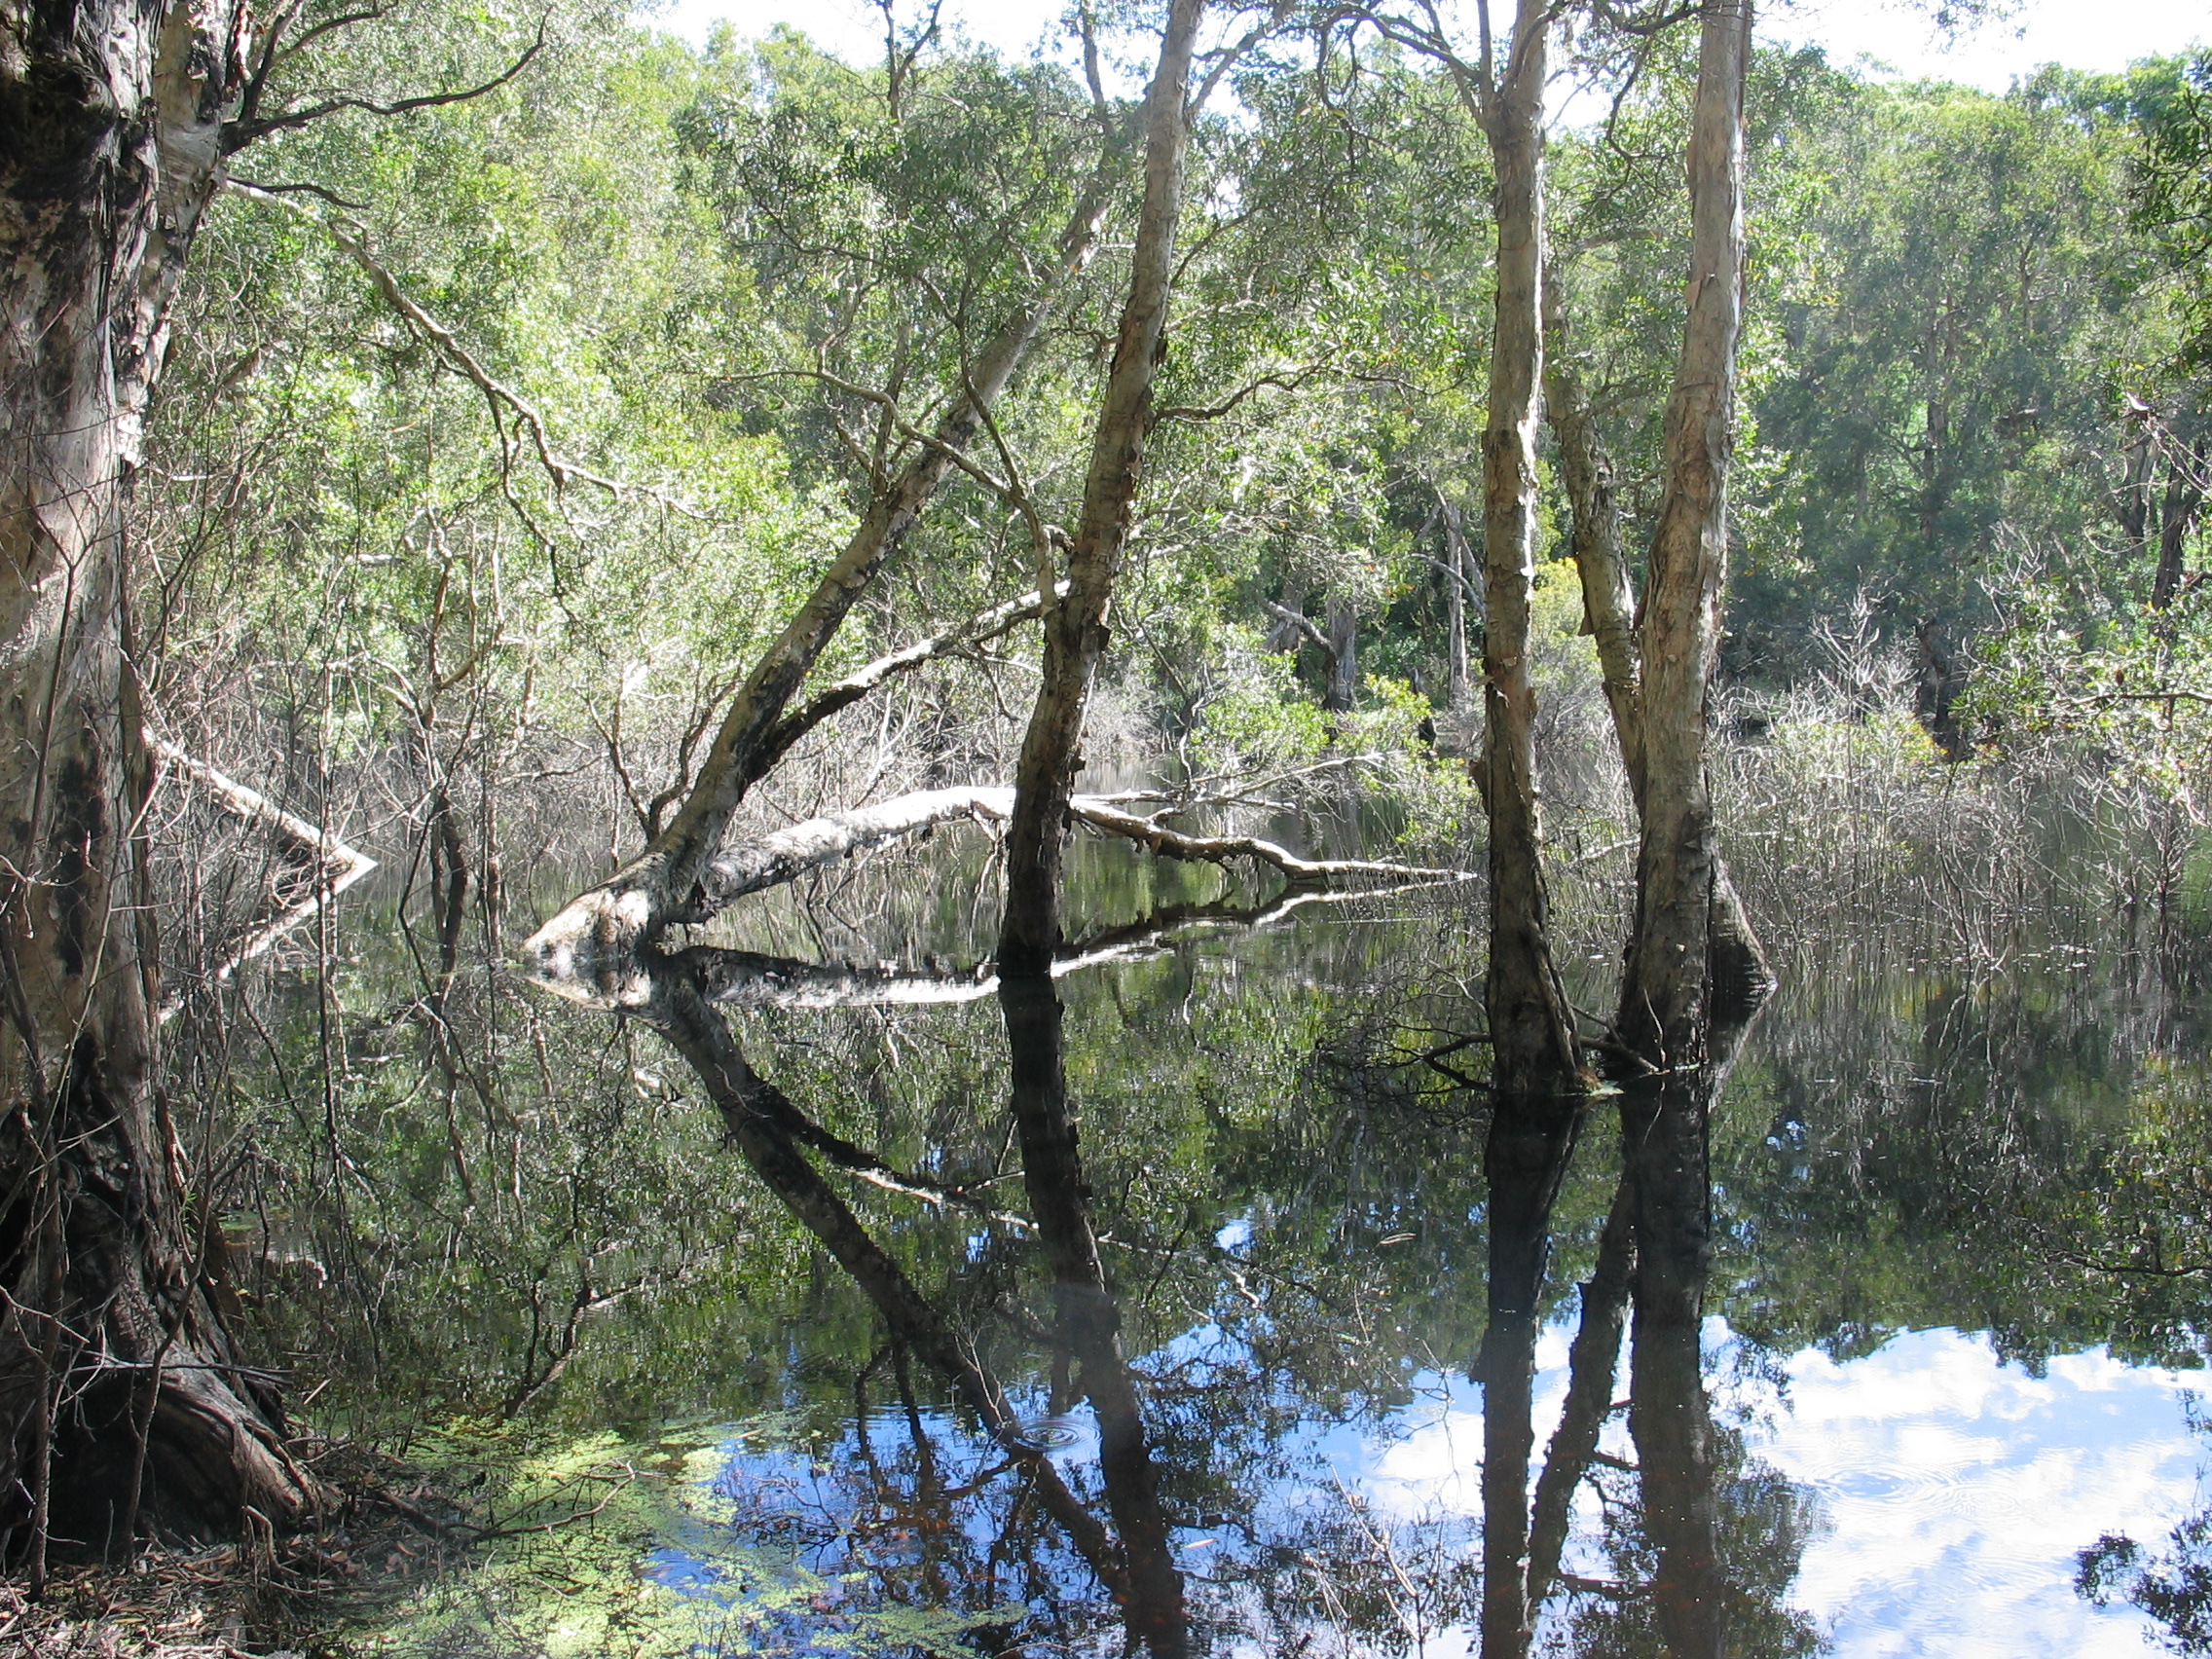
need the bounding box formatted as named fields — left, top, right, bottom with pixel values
left=227, top=16, right=548, bottom=148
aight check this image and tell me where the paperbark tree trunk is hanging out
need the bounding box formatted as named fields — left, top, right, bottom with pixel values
left=1540, top=276, right=1641, bottom=777
left=986, top=15, right=1202, bottom=1647
left=1, top=0, right=317, bottom=1561
left=1615, top=0, right=1755, bottom=1069
left=1543, top=268, right=1770, bottom=1017
left=1478, top=0, right=1581, bottom=1096
left=997, top=0, right=1201, bottom=975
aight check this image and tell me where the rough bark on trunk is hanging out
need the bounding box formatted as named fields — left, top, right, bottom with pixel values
left=1540, top=276, right=1641, bottom=779
left=984, top=15, right=1203, bottom=1647
left=1544, top=267, right=1770, bottom=1017
left=2153, top=432, right=2206, bottom=611
left=997, top=0, right=1201, bottom=975
left=1, top=0, right=318, bottom=1560
left=1478, top=0, right=1581, bottom=1097
left=1615, top=0, right=1755, bottom=1068
left=523, top=132, right=1127, bottom=988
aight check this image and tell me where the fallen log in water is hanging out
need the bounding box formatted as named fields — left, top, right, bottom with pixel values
left=696, top=785, right=1473, bottom=908
left=526, top=782, right=1471, bottom=1000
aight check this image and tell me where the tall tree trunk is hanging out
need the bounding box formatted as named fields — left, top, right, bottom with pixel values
left=524, top=123, right=1129, bottom=989
left=1479, top=0, right=1581, bottom=1096
left=1441, top=501, right=1474, bottom=714
left=1540, top=276, right=1641, bottom=779
left=997, top=0, right=1200, bottom=975
left=1615, top=0, right=1754, bottom=1068
left=988, top=13, right=1202, bottom=1648
left=1322, top=590, right=1358, bottom=714
left=1, top=0, right=317, bottom=1560
left=2152, top=432, right=2206, bottom=611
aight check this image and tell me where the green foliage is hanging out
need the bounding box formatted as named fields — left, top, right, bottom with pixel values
left=342, top=1421, right=1016, bottom=1657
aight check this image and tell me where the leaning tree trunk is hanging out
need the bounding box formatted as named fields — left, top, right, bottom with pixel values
left=989, top=10, right=1202, bottom=1646
left=1, top=0, right=316, bottom=1566
left=524, top=122, right=1128, bottom=991
left=997, top=0, right=1200, bottom=975
left=1615, top=0, right=1753, bottom=1069
left=1478, top=0, right=1581, bottom=1096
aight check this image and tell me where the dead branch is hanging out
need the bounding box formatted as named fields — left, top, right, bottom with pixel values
left=672, top=783, right=1469, bottom=924
left=150, top=738, right=378, bottom=1022
left=755, top=581, right=1068, bottom=774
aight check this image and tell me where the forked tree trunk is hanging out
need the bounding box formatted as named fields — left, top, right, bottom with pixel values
left=1, top=0, right=316, bottom=1563
left=1615, top=0, right=1752, bottom=1069
left=1543, top=267, right=1770, bottom=1016
left=1478, top=0, right=1581, bottom=1096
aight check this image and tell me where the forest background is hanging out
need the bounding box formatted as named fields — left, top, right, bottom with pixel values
left=7, top=0, right=2212, bottom=1641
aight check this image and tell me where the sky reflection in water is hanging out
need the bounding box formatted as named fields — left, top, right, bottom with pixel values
left=1349, top=1323, right=2200, bottom=1655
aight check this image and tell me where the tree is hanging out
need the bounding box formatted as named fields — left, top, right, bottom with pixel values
left=0, top=0, right=320, bottom=1567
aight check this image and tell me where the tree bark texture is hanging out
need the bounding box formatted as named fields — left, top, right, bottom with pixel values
left=1, top=0, right=317, bottom=1557
left=1478, top=0, right=1581, bottom=1097
left=524, top=130, right=1126, bottom=986
left=1540, top=275, right=1641, bottom=780
left=996, top=0, right=1201, bottom=975
left=2152, top=428, right=2206, bottom=611
left=1544, top=266, right=1770, bottom=1019
left=1615, top=0, right=1754, bottom=1068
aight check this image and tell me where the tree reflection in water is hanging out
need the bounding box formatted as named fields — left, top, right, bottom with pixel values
left=582, top=898, right=1826, bottom=1658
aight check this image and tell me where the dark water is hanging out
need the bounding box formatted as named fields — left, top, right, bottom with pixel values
left=244, top=795, right=2212, bottom=1657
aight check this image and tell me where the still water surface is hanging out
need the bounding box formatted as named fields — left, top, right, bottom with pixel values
left=321, top=806, right=2212, bottom=1657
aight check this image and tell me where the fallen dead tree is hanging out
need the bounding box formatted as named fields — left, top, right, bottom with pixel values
left=526, top=783, right=1470, bottom=998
